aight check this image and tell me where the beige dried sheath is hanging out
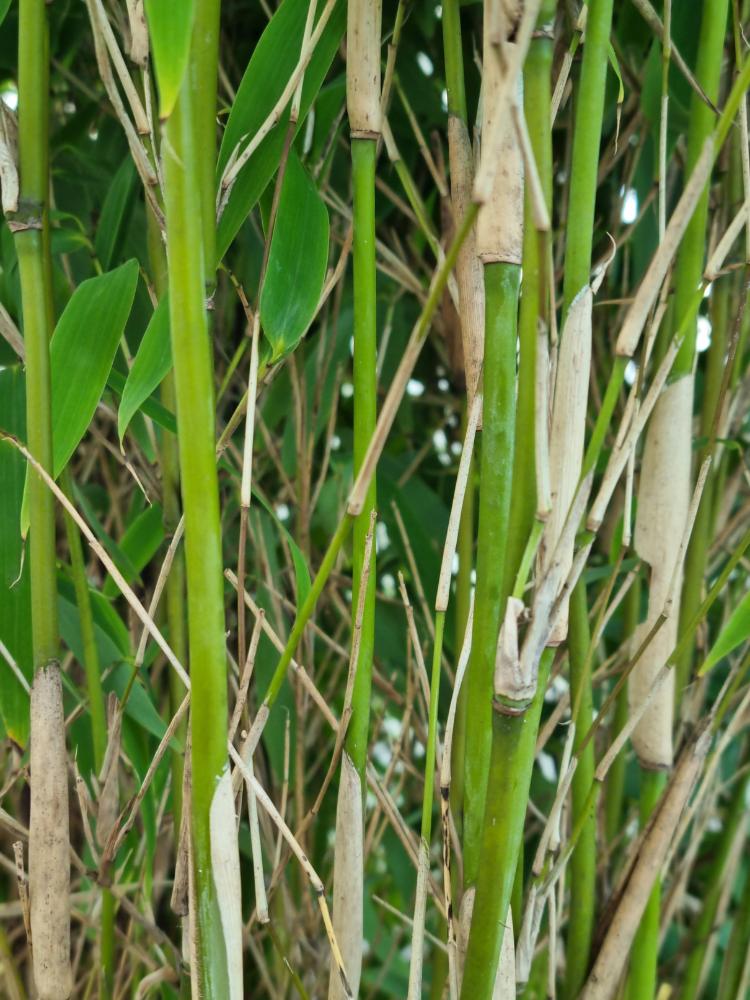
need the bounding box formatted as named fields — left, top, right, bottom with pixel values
left=30, top=665, right=73, bottom=1000
left=631, top=376, right=693, bottom=769
left=476, top=33, right=524, bottom=265
left=328, top=751, right=364, bottom=1000
left=346, top=0, right=382, bottom=137
left=542, top=285, right=592, bottom=643
left=448, top=116, right=485, bottom=418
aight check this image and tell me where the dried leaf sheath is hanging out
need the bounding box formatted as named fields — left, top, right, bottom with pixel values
left=346, top=0, right=382, bottom=137
left=328, top=753, right=364, bottom=1000
left=29, top=666, right=72, bottom=1000
left=447, top=117, right=485, bottom=418
left=630, top=377, right=693, bottom=769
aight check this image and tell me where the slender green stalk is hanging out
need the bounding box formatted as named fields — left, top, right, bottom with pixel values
left=163, top=74, right=230, bottom=995
left=16, top=0, right=56, bottom=678
left=61, top=469, right=114, bottom=998
left=561, top=0, right=616, bottom=314
left=346, top=136, right=377, bottom=779
left=682, top=745, right=750, bottom=1000
left=441, top=0, right=467, bottom=121
left=505, top=3, right=554, bottom=585
left=671, top=0, right=729, bottom=381
left=560, top=0, right=614, bottom=989
left=459, top=650, right=553, bottom=999
left=462, top=262, right=519, bottom=887
left=146, top=204, right=187, bottom=836
left=189, top=0, right=221, bottom=279
left=565, top=582, right=596, bottom=998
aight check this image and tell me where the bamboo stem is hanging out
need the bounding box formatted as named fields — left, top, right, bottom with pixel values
left=14, top=0, right=72, bottom=994
left=462, top=262, right=519, bottom=887
left=163, top=70, right=239, bottom=996
left=559, top=0, right=614, bottom=989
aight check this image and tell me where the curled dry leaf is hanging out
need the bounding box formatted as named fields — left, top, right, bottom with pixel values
left=29, top=664, right=73, bottom=1000
left=0, top=101, right=18, bottom=216
left=494, top=596, right=532, bottom=709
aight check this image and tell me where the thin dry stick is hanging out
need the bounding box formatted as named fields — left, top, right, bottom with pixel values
left=228, top=611, right=264, bottom=744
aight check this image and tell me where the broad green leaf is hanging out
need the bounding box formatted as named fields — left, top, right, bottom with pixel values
left=260, top=151, right=328, bottom=363
left=144, top=0, right=195, bottom=118
left=699, top=589, right=750, bottom=675
left=95, top=157, right=138, bottom=270
left=108, top=367, right=177, bottom=435
left=73, top=482, right=142, bottom=586
left=0, top=366, right=31, bottom=746
left=118, top=295, right=171, bottom=442
left=103, top=503, right=165, bottom=598
left=51, top=259, right=140, bottom=476
left=216, top=0, right=345, bottom=260
left=0, top=0, right=12, bottom=28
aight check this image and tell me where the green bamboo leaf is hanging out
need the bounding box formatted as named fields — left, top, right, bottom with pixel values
left=118, top=295, right=171, bottom=442
left=108, top=367, right=177, bottom=435
left=95, top=158, right=138, bottom=270
left=103, top=503, right=165, bottom=598
left=216, top=0, right=345, bottom=261
left=260, top=151, right=329, bottom=363
left=0, top=366, right=31, bottom=747
left=51, top=259, right=139, bottom=476
left=699, top=589, right=750, bottom=675
left=143, top=0, right=195, bottom=118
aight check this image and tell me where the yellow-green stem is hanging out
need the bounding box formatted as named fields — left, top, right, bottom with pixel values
left=163, top=75, right=229, bottom=995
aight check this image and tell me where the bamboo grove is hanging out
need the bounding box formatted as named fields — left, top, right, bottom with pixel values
left=2, top=0, right=750, bottom=997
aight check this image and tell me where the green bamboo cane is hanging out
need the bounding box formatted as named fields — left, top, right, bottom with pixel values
left=459, top=650, right=553, bottom=999
left=559, top=0, right=615, bottom=990
left=13, top=0, right=73, bottom=994
left=146, top=203, right=188, bottom=837
left=462, top=262, right=519, bottom=887
left=162, top=67, right=232, bottom=996
left=346, top=136, right=377, bottom=786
